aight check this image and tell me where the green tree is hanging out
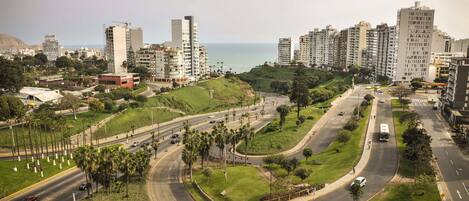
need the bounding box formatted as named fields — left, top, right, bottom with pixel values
left=116, top=148, right=136, bottom=197
left=349, top=181, right=364, bottom=201
left=55, top=56, right=73, bottom=68
left=134, top=149, right=150, bottom=179
left=302, top=148, right=313, bottom=161
left=337, top=130, right=351, bottom=144
left=240, top=124, right=254, bottom=165
left=59, top=93, right=81, bottom=119
left=390, top=85, right=413, bottom=109
left=0, top=96, right=25, bottom=121
left=151, top=139, right=159, bottom=159
left=411, top=78, right=424, bottom=91
left=34, top=53, right=48, bottom=66
left=0, top=57, right=24, bottom=94
left=290, top=66, right=310, bottom=118
left=294, top=167, right=311, bottom=181
left=131, top=66, right=150, bottom=80
left=182, top=125, right=200, bottom=181
left=88, top=99, right=104, bottom=113
left=73, top=146, right=96, bottom=197
left=276, top=105, right=290, bottom=128
left=197, top=131, right=214, bottom=168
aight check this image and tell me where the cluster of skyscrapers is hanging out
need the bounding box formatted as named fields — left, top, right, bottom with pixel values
left=105, top=16, right=208, bottom=83
left=278, top=1, right=467, bottom=83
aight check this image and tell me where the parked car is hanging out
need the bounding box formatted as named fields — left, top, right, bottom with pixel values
left=140, top=142, right=150, bottom=148
left=379, top=100, right=385, bottom=103
left=208, top=115, right=215, bottom=118
left=79, top=183, right=92, bottom=191
left=350, top=176, right=367, bottom=187
left=209, top=120, right=216, bottom=124
left=338, top=112, right=345, bottom=116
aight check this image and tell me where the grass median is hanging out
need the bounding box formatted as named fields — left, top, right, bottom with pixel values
left=0, top=156, right=75, bottom=198
left=192, top=166, right=270, bottom=201
left=236, top=106, right=324, bottom=155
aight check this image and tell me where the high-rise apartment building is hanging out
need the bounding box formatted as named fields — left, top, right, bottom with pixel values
left=376, top=24, right=398, bottom=78
left=127, top=27, right=144, bottom=67
left=135, top=45, right=186, bottom=82
left=42, top=35, right=59, bottom=61
left=395, top=1, right=434, bottom=82
left=431, top=27, right=453, bottom=53
left=452, top=39, right=469, bottom=53
left=334, top=21, right=370, bottom=69
left=278, top=37, right=293, bottom=66
left=170, top=16, right=200, bottom=79
left=309, top=25, right=337, bottom=67
left=298, top=34, right=310, bottom=65
left=199, top=46, right=209, bottom=76
left=105, top=25, right=128, bottom=74
left=361, top=29, right=378, bottom=69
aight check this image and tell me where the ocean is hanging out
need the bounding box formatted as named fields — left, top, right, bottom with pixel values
left=64, top=43, right=278, bottom=73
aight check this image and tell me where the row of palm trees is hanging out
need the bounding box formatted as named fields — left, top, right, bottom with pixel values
left=181, top=120, right=254, bottom=181
left=73, top=145, right=151, bottom=198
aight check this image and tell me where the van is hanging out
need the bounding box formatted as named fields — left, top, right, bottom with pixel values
left=433, top=103, right=438, bottom=110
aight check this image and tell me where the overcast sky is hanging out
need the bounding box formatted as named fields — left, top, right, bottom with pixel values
left=1, top=0, right=468, bottom=45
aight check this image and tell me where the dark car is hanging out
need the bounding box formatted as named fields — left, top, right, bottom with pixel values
left=24, top=196, right=39, bottom=201
left=79, top=183, right=92, bottom=191
left=338, top=112, right=345, bottom=116
left=171, top=134, right=179, bottom=139
left=140, top=142, right=150, bottom=148
left=209, top=120, right=216, bottom=124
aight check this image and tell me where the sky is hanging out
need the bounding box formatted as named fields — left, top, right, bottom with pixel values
left=1, top=0, right=468, bottom=45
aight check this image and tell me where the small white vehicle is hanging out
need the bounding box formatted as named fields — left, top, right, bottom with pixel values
left=208, top=115, right=215, bottom=118
left=351, top=176, right=367, bottom=187
left=379, top=99, right=385, bottom=103
left=131, top=142, right=139, bottom=147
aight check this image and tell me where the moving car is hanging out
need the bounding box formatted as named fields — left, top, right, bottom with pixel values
left=79, top=183, right=92, bottom=191
left=131, top=142, right=139, bottom=147
left=379, top=99, right=385, bottom=103
left=171, top=138, right=180, bottom=144
left=23, top=196, right=39, bottom=201
left=338, top=112, right=345, bottom=116
left=350, top=176, right=367, bottom=187
left=171, top=134, right=179, bottom=138
left=209, top=120, right=216, bottom=124
left=208, top=115, right=215, bottom=118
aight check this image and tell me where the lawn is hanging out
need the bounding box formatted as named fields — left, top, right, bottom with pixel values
left=90, top=180, right=148, bottom=201
left=145, top=78, right=256, bottom=115
left=94, top=108, right=183, bottom=139
left=0, top=156, right=75, bottom=198
left=192, top=166, right=270, bottom=201
left=299, top=105, right=371, bottom=185
left=371, top=182, right=440, bottom=201
left=0, top=112, right=111, bottom=149
left=237, top=106, right=324, bottom=155
left=391, top=99, right=409, bottom=110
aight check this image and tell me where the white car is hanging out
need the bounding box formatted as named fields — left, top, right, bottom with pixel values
left=131, top=142, right=139, bottom=147
left=208, top=115, right=215, bottom=118
left=351, top=176, right=367, bottom=187
left=379, top=100, right=385, bottom=103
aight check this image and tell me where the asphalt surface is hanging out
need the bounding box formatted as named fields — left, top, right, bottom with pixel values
left=316, top=93, right=398, bottom=201
left=8, top=94, right=289, bottom=201
left=411, top=96, right=469, bottom=201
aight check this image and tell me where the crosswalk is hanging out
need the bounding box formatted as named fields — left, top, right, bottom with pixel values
left=410, top=98, right=429, bottom=107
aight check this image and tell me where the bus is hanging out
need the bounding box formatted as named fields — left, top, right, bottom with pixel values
left=379, top=124, right=390, bottom=142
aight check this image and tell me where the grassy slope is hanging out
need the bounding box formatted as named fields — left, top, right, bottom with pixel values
left=236, top=66, right=340, bottom=92
left=236, top=107, right=323, bottom=155
left=193, top=166, right=269, bottom=201
left=0, top=112, right=111, bottom=148
left=301, top=105, right=371, bottom=184
left=0, top=157, right=75, bottom=198
left=96, top=78, right=255, bottom=138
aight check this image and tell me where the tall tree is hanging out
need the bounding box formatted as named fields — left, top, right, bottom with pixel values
left=182, top=125, right=200, bottom=181
left=240, top=124, right=254, bottom=165
left=117, top=148, right=136, bottom=197
left=55, top=56, right=73, bottom=68
left=289, top=66, right=310, bottom=118
left=390, top=85, right=413, bottom=109
left=197, top=131, right=214, bottom=169
left=348, top=181, right=364, bottom=201
left=0, top=57, right=24, bottom=94
left=59, top=93, right=81, bottom=119
left=276, top=105, right=290, bottom=128
left=34, top=53, right=48, bottom=66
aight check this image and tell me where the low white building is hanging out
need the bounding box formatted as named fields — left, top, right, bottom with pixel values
left=18, top=87, right=63, bottom=107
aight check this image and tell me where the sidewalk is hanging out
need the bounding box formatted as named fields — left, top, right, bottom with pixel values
left=233, top=87, right=355, bottom=158
left=291, top=98, right=377, bottom=201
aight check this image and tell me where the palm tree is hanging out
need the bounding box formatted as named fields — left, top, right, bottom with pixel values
left=151, top=139, right=159, bottom=159
left=240, top=124, right=254, bottom=165
left=73, top=146, right=95, bottom=197
left=197, top=131, right=213, bottom=169
left=228, top=129, right=241, bottom=165
left=182, top=126, right=200, bottom=181
left=134, top=149, right=150, bottom=179
left=348, top=181, right=364, bottom=201
left=117, top=148, right=136, bottom=197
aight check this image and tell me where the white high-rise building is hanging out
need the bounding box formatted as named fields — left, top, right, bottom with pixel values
left=376, top=24, right=398, bottom=78
left=199, top=46, right=209, bottom=76
left=431, top=27, right=453, bottom=53
left=105, top=25, right=128, bottom=74
left=335, top=21, right=370, bottom=69
left=278, top=37, right=293, bottom=66
left=42, top=35, right=59, bottom=61
left=298, top=34, right=310, bottom=65
left=395, top=1, right=434, bottom=82
left=309, top=25, right=337, bottom=67
left=170, top=16, right=200, bottom=79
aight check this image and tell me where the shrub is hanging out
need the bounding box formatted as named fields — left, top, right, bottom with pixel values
left=336, top=130, right=351, bottom=144
left=299, top=115, right=306, bottom=124
left=307, top=116, right=314, bottom=120
left=129, top=102, right=141, bottom=108
left=104, top=99, right=114, bottom=113
left=95, top=85, right=106, bottom=93
left=275, top=168, right=289, bottom=178
left=135, top=95, right=148, bottom=102
left=364, top=94, right=374, bottom=102
left=294, top=167, right=311, bottom=180
left=265, top=123, right=279, bottom=132
left=118, top=103, right=129, bottom=111
left=202, top=167, right=213, bottom=178
left=263, top=154, right=286, bottom=165
left=343, top=119, right=359, bottom=131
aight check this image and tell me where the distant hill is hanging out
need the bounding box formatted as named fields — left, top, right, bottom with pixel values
left=0, top=33, right=38, bottom=51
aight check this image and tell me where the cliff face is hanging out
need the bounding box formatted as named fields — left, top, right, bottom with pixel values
left=0, top=33, right=30, bottom=51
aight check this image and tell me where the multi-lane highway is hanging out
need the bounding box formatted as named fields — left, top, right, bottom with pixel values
left=7, top=94, right=288, bottom=201
left=411, top=95, right=469, bottom=201
left=316, top=93, right=398, bottom=201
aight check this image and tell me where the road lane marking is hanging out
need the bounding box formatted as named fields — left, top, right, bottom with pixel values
left=446, top=150, right=449, bottom=155
left=457, top=190, right=463, bottom=199
left=456, top=169, right=460, bottom=176
left=463, top=183, right=469, bottom=196
left=450, top=160, right=454, bottom=166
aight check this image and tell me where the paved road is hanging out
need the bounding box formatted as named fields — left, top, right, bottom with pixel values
left=411, top=96, right=469, bottom=201
left=7, top=94, right=289, bottom=201
left=316, top=93, right=398, bottom=201
left=147, top=95, right=287, bottom=201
